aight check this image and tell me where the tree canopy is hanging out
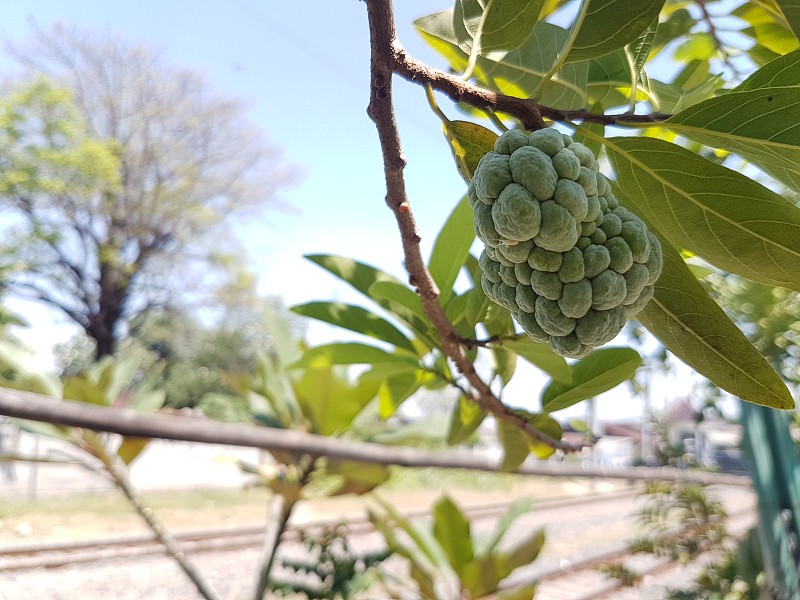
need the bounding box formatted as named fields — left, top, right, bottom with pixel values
left=0, top=24, right=294, bottom=358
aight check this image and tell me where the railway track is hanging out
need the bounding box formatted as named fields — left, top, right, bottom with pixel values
left=0, top=483, right=756, bottom=600
left=0, top=487, right=641, bottom=572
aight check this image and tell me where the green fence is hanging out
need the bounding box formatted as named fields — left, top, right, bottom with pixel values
left=741, top=402, right=800, bottom=599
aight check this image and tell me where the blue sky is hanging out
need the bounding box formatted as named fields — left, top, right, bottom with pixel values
left=1, top=1, right=703, bottom=420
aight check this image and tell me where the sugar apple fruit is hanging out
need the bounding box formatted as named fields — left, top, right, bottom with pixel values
left=469, top=128, right=663, bottom=359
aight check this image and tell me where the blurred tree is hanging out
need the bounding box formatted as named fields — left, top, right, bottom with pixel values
left=0, top=23, right=295, bottom=359
left=54, top=294, right=304, bottom=415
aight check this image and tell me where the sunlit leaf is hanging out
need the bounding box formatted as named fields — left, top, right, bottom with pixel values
left=415, top=11, right=588, bottom=109
left=565, top=0, right=667, bottom=63
left=433, top=496, right=474, bottom=576
left=541, top=348, right=642, bottom=412
left=291, top=301, right=416, bottom=353
left=602, top=136, right=800, bottom=292
left=664, top=86, right=800, bottom=192
left=446, top=395, right=487, bottom=445
left=429, top=196, right=476, bottom=305
left=117, top=437, right=149, bottom=465
left=633, top=228, right=795, bottom=410
left=443, top=121, right=497, bottom=183
left=498, top=337, right=571, bottom=384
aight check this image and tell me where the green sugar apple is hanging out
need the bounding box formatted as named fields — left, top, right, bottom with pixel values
left=470, top=128, right=663, bottom=358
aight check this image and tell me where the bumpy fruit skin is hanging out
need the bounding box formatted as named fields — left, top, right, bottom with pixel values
left=471, top=128, right=663, bottom=358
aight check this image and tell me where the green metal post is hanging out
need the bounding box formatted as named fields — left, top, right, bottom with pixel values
left=740, top=401, right=800, bottom=599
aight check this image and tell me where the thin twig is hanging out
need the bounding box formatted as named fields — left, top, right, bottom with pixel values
left=93, top=441, right=220, bottom=600
left=365, top=0, right=584, bottom=453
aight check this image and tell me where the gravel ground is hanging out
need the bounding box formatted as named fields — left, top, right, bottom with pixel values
left=0, top=485, right=755, bottom=600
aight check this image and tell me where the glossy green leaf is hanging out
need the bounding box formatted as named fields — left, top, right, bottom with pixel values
left=415, top=11, right=588, bottom=109
left=602, top=136, right=800, bottom=292
left=499, top=337, right=571, bottom=384
left=367, top=280, right=437, bottom=343
left=565, top=0, right=667, bottom=63
left=433, top=496, right=474, bottom=576
left=541, top=348, right=642, bottom=413
left=736, top=47, right=800, bottom=90
left=664, top=86, right=800, bottom=192
left=293, top=342, right=419, bottom=369
left=443, top=120, right=497, bottom=182
left=446, top=395, right=487, bottom=445
left=633, top=230, right=795, bottom=410
left=429, top=196, right=476, bottom=305
left=291, top=301, right=416, bottom=353
left=305, top=254, right=435, bottom=344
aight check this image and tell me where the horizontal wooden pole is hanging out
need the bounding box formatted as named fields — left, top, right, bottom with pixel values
left=0, top=387, right=750, bottom=486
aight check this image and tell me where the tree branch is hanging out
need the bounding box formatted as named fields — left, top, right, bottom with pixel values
left=366, top=0, right=587, bottom=453
left=387, top=37, right=672, bottom=128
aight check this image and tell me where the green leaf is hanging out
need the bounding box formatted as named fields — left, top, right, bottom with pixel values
left=651, top=8, right=695, bottom=57
left=497, top=419, right=530, bottom=471
left=432, top=496, right=474, bottom=576
left=443, top=121, right=497, bottom=183
left=492, top=346, right=517, bottom=384
left=429, top=196, right=476, bottom=305
left=294, top=358, right=382, bottom=435
left=480, top=497, right=535, bottom=555
left=497, top=528, right=546, bottom=577
left=602, top=136, right=800, bottom=293
left=634, top=231, right=795, bottom=410
left=324, top=459, right=390, bottom=496
left=627, top=17, right=658, bottom=82
left=469, top=0, right=546, bottom=53
left=565, top=0, right=667, bottom=63
left=526, top=413, right=563, bottom=458
left=446, top=395, right=487, bottom=445
left=496, top=586, right=537, bottom=600
left=377, top=370, right=427, bottom=418
left=674, top=32, right=716, bottom=61
left=263, top=306, right=302, bottom=369
left=367, top=280, right=439, bottom=349
left=62, top=375, right=107, bottom=406
left=541, top=348, right=642, bottom=413
left=415, top=11, right=588, bottom=109
left=736, top=47, right=800, bottom=90
left=664, top=86, right=800, bottom=193
left=305, top=254, right=435, bottom=344
left=500, top=337, right=571, bottom=384
left=293, top=342, right=419, bottom=369
left=291, top=301, right=416, bottom=353
left=117, top=437, right=149, bottom=465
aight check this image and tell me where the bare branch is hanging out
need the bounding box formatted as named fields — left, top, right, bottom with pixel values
left=386, top=33, right=671, bottom=128
left=0, top=388, right=750, bottom=486
left=366, top=0, right=589, bottom=454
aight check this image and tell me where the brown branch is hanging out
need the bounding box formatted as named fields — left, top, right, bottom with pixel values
left=385, top=35, right=671, bottom=128
left=366, top=0, right=585, bottom=454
